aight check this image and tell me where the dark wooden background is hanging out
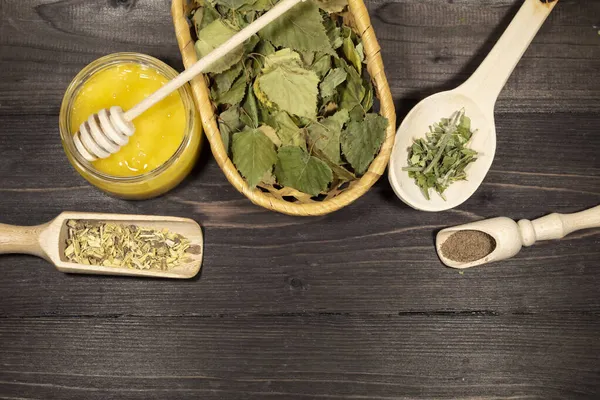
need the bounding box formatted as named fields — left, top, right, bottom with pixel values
left=1, top=0, right=599, bottom=398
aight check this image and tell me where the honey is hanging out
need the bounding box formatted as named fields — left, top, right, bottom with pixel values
left=70, top=63, right=186, bottom=177
left=60, top=53, right=201, bottom=199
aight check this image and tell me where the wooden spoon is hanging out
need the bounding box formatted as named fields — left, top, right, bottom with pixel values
left=388, top=0, right=558, bottom=212
left=0, top=212, right=203, bottom=279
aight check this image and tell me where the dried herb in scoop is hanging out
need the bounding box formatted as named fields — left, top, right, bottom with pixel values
left=404, top=109, right=478, bottom=200
left=64, top=220, right=190, bottom=271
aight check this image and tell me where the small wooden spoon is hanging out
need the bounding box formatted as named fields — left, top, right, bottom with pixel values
left=388, top=0, right=558, bottom=211
left=0, top=212, right=203, bottom=279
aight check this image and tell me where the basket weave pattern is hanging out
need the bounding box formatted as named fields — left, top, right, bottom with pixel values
left=171, top=0, right=396, bottom=216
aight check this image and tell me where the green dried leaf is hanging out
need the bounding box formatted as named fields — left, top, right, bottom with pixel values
left=212, top=63, right=243, bottom=94
left=260, top=169, right=277, bottom=185
left=300, top=51, right=316, bottom=67
left=258, top=51, right=320, bottom=119
left=312, top=147, right=356, bottom=183
left=214, top=73, right=246, bottom=106
left=195, top=20, right=244, bottom=73
left=232, top=128, right=278, bottom=188
left=338, top=59, right=366, bottom=116
left=275, top=146, right=333, bottom=196
left=253, top=78, right=274, bottom=109
left=192, top=3, right=220, bottom=31
left=258, top=125, right=281, bottom=147
left=310, top=53, right=332, bottom=80
left=218, top=107, right=243, bottom=153
left=228, top=10, right=250, bottom=29
left=307, top=109, right=349, bottom=164
left=245, top=58, right=260, bottom=80
left=240, top=85, right=259, bottom=128
left=255, top=40, right=276, bottom=57
left=361, top=79, right=374, bottom=111
left=356, top=42, right=365, bottom=64
left=268, top=111, right=307, bottom=150
left=342, top=36, right=362, bottom=74
left=341, top=113, right=388, bottom=175
left=260, top=2, right=333, bottom=54
left=238, top=0, right=270, bottom=12
left=324, top=17, right=343, bottom=50
left=320, top=68, right=347, bottom=99
left=244, top=34, right=261, bottom=53
left=211, top=0, right=257, bottom=10
left=263, top=48, right=302, bottom=71
left=314, top=0, right=348, bottom=13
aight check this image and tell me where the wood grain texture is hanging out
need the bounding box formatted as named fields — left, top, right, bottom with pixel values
left=0, top=315, right=598, bottom=399
left=0, top=0, right=599, bottom=399
left=0, top=0, right=599, bottom=116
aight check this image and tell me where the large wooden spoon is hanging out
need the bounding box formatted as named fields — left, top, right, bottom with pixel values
left=0, top=212, right=203, bottom=279
left=388, top=0, right=558, bottom=211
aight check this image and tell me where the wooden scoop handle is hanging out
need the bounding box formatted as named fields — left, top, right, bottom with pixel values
left=518, top=205, right=600, bottom=246
left=0, top=223, right=46, bottom=258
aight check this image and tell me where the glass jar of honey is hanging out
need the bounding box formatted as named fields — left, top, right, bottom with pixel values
left=59, top=53, right=202, bottom=200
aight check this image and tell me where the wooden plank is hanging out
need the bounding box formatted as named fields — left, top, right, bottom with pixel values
left=0, top=112, right=598, bottom=317
left=1, top=112, right=597, bottom=189
left=0, top=0, right=598, bottom=116
left=0, top=315, right=598, bottom=399
left=375, top=0, right=600, bottom=114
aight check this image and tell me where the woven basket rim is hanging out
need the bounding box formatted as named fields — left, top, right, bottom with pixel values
left=171, top=0, right=397, bottom=216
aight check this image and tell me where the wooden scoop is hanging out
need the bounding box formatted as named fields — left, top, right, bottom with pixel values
left=0, top=212, right=203, bottom=279
left=436, top=204, right=600, bottom=269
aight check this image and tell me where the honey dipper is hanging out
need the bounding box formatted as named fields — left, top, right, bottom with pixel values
left=73, top=0, right=304, bottom=162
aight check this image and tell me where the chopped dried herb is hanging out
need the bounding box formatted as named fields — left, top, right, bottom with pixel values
left=404, top=109, right=478, bottom=200
left=64, top=220, right=190, bottom=271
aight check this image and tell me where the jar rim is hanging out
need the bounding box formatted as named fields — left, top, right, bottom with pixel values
left=59, top=52, right=197, bottom=183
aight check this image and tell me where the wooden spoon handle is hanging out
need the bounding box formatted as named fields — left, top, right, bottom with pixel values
left=518, top=205, right=600, bottom=246
left=0, top=223, right=46, bottom=258
left=459, top=0, right=558, bottom=111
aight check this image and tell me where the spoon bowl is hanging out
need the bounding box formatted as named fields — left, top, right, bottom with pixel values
left=389, top=90, right=496, bottom=212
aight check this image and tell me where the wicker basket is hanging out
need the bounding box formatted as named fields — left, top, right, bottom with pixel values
left=171, top=0, right=396, bottom=216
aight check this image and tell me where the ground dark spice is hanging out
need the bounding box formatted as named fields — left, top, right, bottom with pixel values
left=441, top=230, right=496, bottom=263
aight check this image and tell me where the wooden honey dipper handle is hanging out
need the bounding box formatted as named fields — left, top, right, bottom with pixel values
left=125, top=0, right=304, bottom=121
left=518, top=205, right=600, bottom=247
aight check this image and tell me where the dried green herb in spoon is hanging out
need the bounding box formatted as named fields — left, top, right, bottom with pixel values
left=403, top=109, right=478, bottom=200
